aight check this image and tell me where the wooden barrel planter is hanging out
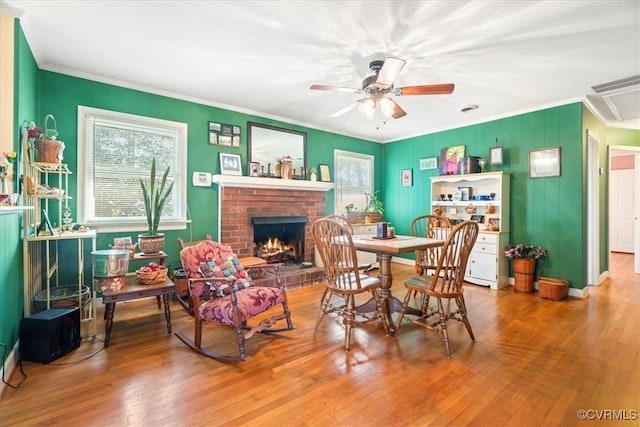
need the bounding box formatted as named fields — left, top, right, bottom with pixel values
left=513, top=258, right=536, bottom=292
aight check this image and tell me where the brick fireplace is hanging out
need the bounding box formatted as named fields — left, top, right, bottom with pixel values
left=212, top=175, right=334, bottom=263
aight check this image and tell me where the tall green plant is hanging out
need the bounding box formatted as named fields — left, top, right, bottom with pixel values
left=140, top=158, right=174, bottom=235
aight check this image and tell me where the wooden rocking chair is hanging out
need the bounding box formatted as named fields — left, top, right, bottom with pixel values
left=175, top=240, right=295, bottom=362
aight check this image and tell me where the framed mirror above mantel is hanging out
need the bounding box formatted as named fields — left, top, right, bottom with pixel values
left=248, top=122, right=306, bottom=178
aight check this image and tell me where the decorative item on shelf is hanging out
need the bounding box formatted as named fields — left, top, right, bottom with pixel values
left=464, top=203, right=476, bottom=214
left=439, top=145, right=465, bottom=175
left=112, top=236, right=137, bottom=258
left=308, top=166, right=317, bottom=181
left=504, top=244, right=547, bottom=293
left=138, top=158, right=174, bottom=254
left=478, top=158, right=486, bottom=173
left=35, top=114, right=65, bottom=163
left=484, top=203, right=496, bottom=214
left=0, top=151, right=17, bottom=193
left=280, top=155, right=293, bottom=180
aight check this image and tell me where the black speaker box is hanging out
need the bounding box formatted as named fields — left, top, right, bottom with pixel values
left=19, top=307, right=81, bottom=364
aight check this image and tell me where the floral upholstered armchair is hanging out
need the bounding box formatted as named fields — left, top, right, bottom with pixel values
left=176, top=240, right=295, bottom=362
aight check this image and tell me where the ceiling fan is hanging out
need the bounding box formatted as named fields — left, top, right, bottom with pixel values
left=310, top=57, right=454, bottom=120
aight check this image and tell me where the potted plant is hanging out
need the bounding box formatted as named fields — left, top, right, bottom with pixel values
left=504, top=244, right=547, bottom=292
left=138, top=158, right=174, bottom=254
left=345, top=191, right=384, bottom=224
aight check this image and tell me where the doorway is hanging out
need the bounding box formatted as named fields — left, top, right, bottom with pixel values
left=609, top=145, right=640, bottom=275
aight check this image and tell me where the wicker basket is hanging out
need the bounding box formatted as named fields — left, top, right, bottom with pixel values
left=538, top=268, right=569, bottom=301
left=513, top=258, right=536, bottom=293
left=36, top=114, right=64, bottom=163
left=136, top=268, right=168, bottom=285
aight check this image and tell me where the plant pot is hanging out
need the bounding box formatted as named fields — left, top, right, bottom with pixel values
left=345, top=212, right=383, bottom=225
left=138, top=233, right=165, bottom=254
left=513, top=258, right=536, bottom=292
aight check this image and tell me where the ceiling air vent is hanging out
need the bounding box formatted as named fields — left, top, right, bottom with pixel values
left=591, top=74, right=640, bottom=93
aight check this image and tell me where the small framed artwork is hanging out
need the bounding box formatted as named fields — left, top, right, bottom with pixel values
left=419, top=157, right=438, bottom=170
left=319, top=164, right=331, bottom=182
left=487, top=217, right=500, bottom=231
left=401, top=169, right=413, bottom=187
left=209, top=121, right=241, bottom=147
left=470, top=214, right=485, bottom=223
left=219, top=153, right=242, bottom=176
left=529, top=147, right=561, bottom=178
left=489, top=146, right=503, bottom=165
left=249, top=161, right=260, bottom=177
left=458, top=186, right=472, bottom=201
left=192, top=172, right=212, bottom=187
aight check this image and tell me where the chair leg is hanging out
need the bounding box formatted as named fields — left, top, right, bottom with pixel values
left=343, top=295, right=355, bottom=351
left=394, top=290, right=413, bottom=335
left=436, top=298, right=452, bottom=358
left=234, top=324, right=248, bottom=361
left=314, top=288, right=331, bottom=330
left=457, top=296, right=475, bottom=342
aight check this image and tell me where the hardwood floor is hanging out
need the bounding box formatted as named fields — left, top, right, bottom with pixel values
left=1, top=254, right=639, bottom=426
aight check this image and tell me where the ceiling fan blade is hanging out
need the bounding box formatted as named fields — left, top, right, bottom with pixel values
left=329, top=100, right=363, bottom=117
left=395, top=83, right=455, bottom=96
left=376, top=57, right=406, bottom=87
left=389, top=98, right=407, bottom=119
left=310, top=84, right=360, bottom=94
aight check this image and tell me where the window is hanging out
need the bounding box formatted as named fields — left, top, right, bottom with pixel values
left=77, top=106, right=188, bottom=232
left=334, top=150, right=374, bottom=213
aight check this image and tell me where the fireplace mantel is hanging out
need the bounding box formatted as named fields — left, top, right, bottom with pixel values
left=211, top=175, right=334, bottom=192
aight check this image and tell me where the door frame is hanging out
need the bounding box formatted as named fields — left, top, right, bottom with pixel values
left=608, top=144, right=640, bottom=275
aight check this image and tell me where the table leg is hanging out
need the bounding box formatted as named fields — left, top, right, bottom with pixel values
left=162, top=293, right=172, bottom=333
left=104, top=302, right=116, bottom=347
left=376, top=254, right=396, bottom=334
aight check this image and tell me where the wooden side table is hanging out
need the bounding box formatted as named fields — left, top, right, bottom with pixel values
left=101, top=275, right=175, bottom=347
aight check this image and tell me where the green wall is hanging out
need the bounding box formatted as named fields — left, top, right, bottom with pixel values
left=36, top=71, right=382, bottom=266
left=383, top=104, right=586, bottom=288
left=0, top=20, right=38, bottom=358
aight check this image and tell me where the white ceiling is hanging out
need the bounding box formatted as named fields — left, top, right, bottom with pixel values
left=4, top=0, right=640, bottom=142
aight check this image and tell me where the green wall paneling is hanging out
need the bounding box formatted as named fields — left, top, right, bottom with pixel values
left=0, top=214, right=24, bottom=354
left=384, top=103, right=585, bottom=288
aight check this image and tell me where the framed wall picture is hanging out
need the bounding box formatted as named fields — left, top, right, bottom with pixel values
left=489, top=146, right=503, bottom=165
left=529, top=147, right=561, bottom=178
left=401, top=169, right=413, bottom=187
left=470, top=214, right=485, bottom=223
left=458, top=186, right=472, bottom=201
left=219, top=153, right=242, bottom=176
left=419, top=157, right=438, bottom=170
left=37, top=209, right=54, bottom=236
left=209, top=121, right=241, bottom=147
left=319, top=164, right=331, bottom=182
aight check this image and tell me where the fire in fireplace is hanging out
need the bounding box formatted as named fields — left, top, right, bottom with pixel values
left=251, top=216, right=308, bottom=264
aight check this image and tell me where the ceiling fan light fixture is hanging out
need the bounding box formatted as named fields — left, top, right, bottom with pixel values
left=379, top=97, right=395, bottom=118
left=358, top=98, right=377, bottom=119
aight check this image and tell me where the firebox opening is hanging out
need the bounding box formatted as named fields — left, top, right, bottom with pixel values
left=252, top=216, right=308, bottom=264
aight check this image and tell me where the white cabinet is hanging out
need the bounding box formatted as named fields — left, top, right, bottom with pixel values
left=430, top=172, right=510, bottom=289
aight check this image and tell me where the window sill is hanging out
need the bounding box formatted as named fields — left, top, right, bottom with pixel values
left=82, top=219, right=190, bottom=234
